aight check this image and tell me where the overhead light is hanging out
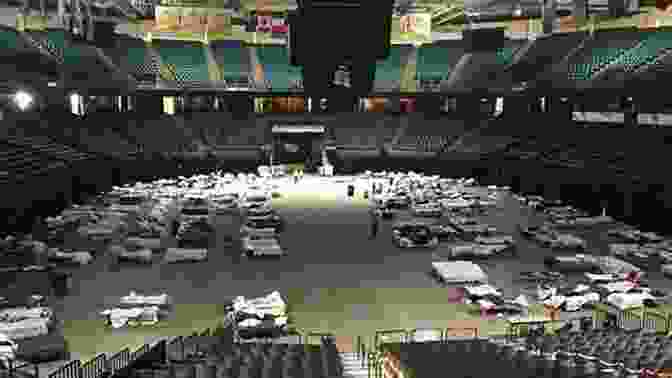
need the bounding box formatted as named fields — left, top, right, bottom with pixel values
left=13, top=91, right=33, bottom=111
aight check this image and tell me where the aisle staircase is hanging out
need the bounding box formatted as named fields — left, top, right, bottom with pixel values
left=340, top=351, right=369, bottom=378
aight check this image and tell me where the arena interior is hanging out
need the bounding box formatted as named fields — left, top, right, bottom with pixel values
left=4, top=0, right=672, bottom=377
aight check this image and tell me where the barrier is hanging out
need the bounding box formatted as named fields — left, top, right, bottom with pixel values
left=643, top=310, right=670, bottom=334
left=592, top=305, right=672, bottom=333
left=619, top=308, right=643, bottom=331
left=80, top=354, right=106, bottom=378
left=131, top=344, right=149, bottom=362
left=108, top=348, right=130, bottom=376
left=48, top=360, right=81, bottom=378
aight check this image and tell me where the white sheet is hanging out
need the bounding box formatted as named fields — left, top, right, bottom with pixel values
left=163, top=248, right=208, bottom=263
left=100, top=306, right=160, bottom=328
left=585, top=273, right=622, bottom=283
left=432, top=261, right=487, bottom=283
left=232, top=291, right=287, bottom=318
left=606, top=292, right=654, bottom=310
left=464, top=284, right=501, bottom=297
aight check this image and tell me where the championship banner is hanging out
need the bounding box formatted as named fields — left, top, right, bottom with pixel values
left=392, top=12, right=431, bottom=43
left=154, top=5, right=233, bottom=34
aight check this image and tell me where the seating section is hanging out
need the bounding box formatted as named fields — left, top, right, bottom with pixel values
left=153, top=40, right=211, bottom=86
left=565, top=30, right=647, bottom=81
left=210, top=41, right=252, bottom=84
left=24, top=29, right=66, bottom=61
left=397, top=118, right=468, bottom=152
left=256, top=45, right=302, bottom=91
left=0, top=140, right=67, bottom=185
left=144, top=337, right=342, bottom=378
left=609, top=31, right=672, bottom=73
left=332, top=114, right=392, bottom=148
left=417, top=42, right=463, bottom=85
left=0, top=27, right=32, bottom=51
left=528, top=329, right=672, bottom=373
left=509, top=32, right=587, bottom=83
left=374, top=46, right=405, bottom=91
left=103, top=34, right=160, bottom=82
left=385, top=331, right=672, bottom=378
left=494, top=40, right=525, bottom=66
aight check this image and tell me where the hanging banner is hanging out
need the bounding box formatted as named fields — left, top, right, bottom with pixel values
left=393, top=12, right=432, bottom=43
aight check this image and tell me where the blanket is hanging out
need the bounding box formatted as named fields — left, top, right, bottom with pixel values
left=232, top=291, right=287, bottom=318
left=0, top=318, right=50, bottom=339
left=163, top=248, right=207, bottom=263
left=100, top=307, right=160, bottom=328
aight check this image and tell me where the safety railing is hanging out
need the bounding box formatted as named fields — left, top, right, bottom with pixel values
left=593, top=304, right=672, bottom=333
left=48, top=326, right=214, bottom=378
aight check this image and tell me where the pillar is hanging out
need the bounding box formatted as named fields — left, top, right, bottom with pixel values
left=574, top=0, right=587, bottom=22
left=542, top=0, right=557, bottom=34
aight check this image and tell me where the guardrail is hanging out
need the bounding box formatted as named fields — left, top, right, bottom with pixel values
left=48, top=327, right=213, bottom=378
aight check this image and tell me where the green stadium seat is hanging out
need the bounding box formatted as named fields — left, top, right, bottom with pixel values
left=565, top=30, right=647, bottom=81
left=154, top=40, right=211, bottom=86
left=256, top=45, right=301, bottom=91
left=417, top=45, right=451, bottom=82
left=210, top=41, right=251, bottom=83
left=375, top=46, right=404, bottom=90
left=101, top=35, right=160, bottom=82
left=613, top=31, right=672, bottom=72
left=0, top=27, right=29, bottom=51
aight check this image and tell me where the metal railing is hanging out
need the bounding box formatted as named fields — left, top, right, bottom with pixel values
left=48, top=327, right=214, bottom=378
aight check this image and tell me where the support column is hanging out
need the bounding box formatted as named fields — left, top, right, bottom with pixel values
left=542, top=0, right=557, bottom=34
left=574, top=0, right=587, bottom=23
left=623, top=96, right=637, bottom=127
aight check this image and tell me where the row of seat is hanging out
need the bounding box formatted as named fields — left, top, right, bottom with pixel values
left=384, top=334, right=671, bottom=378
left=145, top=338, right=342, bottom=378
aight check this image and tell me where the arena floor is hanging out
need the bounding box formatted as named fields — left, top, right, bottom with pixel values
left=46, top=174, right=672, bottom=364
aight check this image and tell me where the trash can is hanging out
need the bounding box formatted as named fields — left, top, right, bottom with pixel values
left=50, top=271, right=72, bottom=298
left=347, top=185, right=354, bottom=198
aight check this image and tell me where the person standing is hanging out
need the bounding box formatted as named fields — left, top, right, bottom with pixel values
left=369, top=203, right=380, bottom=239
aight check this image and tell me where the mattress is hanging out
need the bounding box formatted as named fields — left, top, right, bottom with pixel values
left=163, top=248, right=208, bottom=263
left=606, top=292, right=654, bottom=310
left=100, top=306, right=160, bottom=328
left=232, top=291, right=287, bottom=318
left=0, top=318, right=50, bottom=340
left=48, top=250, right=93, bottom=265
left=432, top=261, right=487, bottom=283
left=125, top=237, right=162, bottom=250
left=118, top=249, right=152, bottom=263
